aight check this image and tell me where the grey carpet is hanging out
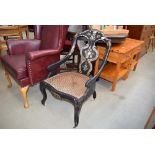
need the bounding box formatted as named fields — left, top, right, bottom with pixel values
left=0, top=50, right=155, bottom=128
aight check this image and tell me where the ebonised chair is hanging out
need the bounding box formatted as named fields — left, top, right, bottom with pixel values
left=40, top=29, right=111, bottom=128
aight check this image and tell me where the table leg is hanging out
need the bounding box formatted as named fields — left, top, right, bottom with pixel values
left=122, top=71, right=129, bottom=80
left=111, top=62, right=121, bottom=91
left=112, top=81, right=117, bottom=91
left=133, top=52, right=140, bottom=71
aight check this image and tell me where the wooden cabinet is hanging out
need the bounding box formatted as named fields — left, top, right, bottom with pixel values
left=126, top=25, right=153, bottom=56
left=94, top=38, right=144, bottom=91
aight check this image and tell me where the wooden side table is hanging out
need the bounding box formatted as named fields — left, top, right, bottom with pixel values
left=94, top=38, right=144, bottom=91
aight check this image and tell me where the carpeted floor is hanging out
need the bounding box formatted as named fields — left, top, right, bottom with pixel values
left=145, top=107, right=155, bottom=129
left=0, top=49, right=155, bottom=128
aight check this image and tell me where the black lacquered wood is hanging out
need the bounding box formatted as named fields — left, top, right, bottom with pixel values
left=40, top=29, right=111, bottom=128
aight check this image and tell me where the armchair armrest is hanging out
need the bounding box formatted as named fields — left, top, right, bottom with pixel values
left=26, top=49, right=61, bottom=85
left=7, top=39, right=41, bottom=55
left=26, top=49, right=60, bottom=61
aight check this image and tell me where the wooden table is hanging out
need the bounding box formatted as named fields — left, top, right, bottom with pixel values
left=94, top=38, right=144, bottom=91
left=0, top=25, right=29, bottom=57
left=0, top=25, right=29, bottom=39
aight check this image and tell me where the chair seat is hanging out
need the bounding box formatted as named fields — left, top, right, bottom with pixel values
left=45, top=72, right=89, bottom=99
left=1, top=54, right=28, bottom=80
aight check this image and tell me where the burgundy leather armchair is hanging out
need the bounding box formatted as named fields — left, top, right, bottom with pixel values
left=1, top=25, right=68, bottom=108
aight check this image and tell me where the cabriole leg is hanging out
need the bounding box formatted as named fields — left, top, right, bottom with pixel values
left=18, top=85, right=30, bottom=108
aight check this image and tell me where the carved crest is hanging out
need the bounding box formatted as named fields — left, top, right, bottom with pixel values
left=77, top=29, right=106, bottom=75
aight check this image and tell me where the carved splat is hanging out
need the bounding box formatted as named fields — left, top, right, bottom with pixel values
left=78, top=30, right=107, bottom=75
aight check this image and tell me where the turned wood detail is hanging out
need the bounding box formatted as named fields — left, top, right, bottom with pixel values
left=18, top=85, right=30, bottom=108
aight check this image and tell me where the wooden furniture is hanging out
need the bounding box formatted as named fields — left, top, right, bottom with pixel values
left=149, top=35, right=155, bottom=51
left=94, top=38, right=144, bottom=91
left=126, top=25, right=153, bottom=56
left=0, top=25, right=29, bottom=40
left=101, top=29, right=129, bottom=36
left=102, top=29, right=129, bottom=43
left=0, top=25, right=29, bottom=58
left=0, top=25, right=21, bottom=57
left=20, top=25, right=29, bottom=39
left=0, top=25, right=29, bottom=38
left=149, top=26, right=155, bottom=51
left=90, top=25, right=129, bottom=43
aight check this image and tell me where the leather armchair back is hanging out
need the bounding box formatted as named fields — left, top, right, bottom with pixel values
left=34, top=25, right=68, bottom=50
left=34, top=25, right=42, bottom=40
left=28, top=25, right=68, bottom=85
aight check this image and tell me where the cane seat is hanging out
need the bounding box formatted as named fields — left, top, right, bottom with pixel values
left=45, top=72, right=89, bottom=99
left=40, top=29, right=111, bottom=128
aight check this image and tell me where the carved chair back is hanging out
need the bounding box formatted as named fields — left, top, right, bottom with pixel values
left=47, top=29, right=111, bottom=84
left=69, top=29, right=111, bottom=77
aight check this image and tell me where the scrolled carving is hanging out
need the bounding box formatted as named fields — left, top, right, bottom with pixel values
left=77, top=29, right=108, bottom=75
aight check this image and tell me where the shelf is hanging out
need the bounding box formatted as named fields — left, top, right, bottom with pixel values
left=100, top=62, right=128, bottom=82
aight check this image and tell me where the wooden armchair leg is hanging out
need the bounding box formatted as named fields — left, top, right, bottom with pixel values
left=4, top=70, right=12, bottom=88
left=18, top=85, right=30, bottom=108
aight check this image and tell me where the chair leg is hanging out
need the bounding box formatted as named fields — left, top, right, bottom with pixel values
left=40, top=83, right=47, bottom=106
left=93, top=91, right=96, bottom=99
left=4, top=70, right=12, bottom=88
left=18, top=85, right=30, bottom=108
left=73, top=104, right=82, bottom=128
